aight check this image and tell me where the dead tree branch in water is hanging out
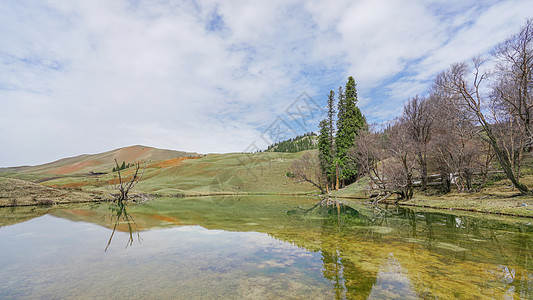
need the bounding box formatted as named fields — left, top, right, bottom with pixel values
left=113, top=159, right=145, bottom=202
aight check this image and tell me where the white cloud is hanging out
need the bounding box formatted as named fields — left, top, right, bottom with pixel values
left=0, top=0, right=531, bottom=166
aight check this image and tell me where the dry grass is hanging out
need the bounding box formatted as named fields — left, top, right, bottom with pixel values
left=0, top=177, right=111, bottom=207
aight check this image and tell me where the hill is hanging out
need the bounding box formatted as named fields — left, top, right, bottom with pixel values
left=1, top=146, right=322, bottom=206
left=0, top=145, right=198, bottom=175
left=265, top=132, right=317, bottom=153
left=39, top=150, right=318, bottom=196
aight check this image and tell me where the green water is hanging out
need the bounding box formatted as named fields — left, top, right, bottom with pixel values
left=0, top=195, right=532, bottom=299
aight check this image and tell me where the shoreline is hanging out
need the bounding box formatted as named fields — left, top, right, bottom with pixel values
left=3, top=175, right=533, bottom=219
left=330, top=194, right=533, bottom=219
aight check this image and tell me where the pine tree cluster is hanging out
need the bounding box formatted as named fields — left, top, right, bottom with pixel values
left=112, top=161, right=131, bottom=173
left=318, top=76, right=366, bottom=190
left=265, top=132, right=317, bottom=153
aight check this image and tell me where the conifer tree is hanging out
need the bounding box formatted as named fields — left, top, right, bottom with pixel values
left=326, top=90, right=336, bottom=188
left=318, top=119, right=331, bottom=181
left=336, top=86, right=345, bottom=135
left=317, top=90, right=340, bottom=192
left=335, top=76, right=366, bottom=185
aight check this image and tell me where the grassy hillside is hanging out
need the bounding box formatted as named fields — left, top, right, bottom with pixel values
left=33, top=151, right=319, bottom=196
left=0, top=145, right=197, bottom=175
left=329, top=176, right=369, bottom=199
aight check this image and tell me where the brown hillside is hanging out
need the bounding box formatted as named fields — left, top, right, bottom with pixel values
left=4, top=145, right=198, bottom=175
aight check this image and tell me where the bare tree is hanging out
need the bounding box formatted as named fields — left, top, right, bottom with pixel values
left=401, top=95, right=435, bottom=191
left=387, top=121, right=416, bottom=200
left=351, top=126, right=387, bottom=190
left=289, top=151, right=326, bottom=193
left=352, top=121, right=415, bottom=201
left=435, top=57, right=531, bottom=195
left=431, top=92, right=494, bottom=193
left=492, top=19, right=533, bottom=150
left=112, top=159, right=145, bottom=202
left=104, top=159, right=145, bottom=251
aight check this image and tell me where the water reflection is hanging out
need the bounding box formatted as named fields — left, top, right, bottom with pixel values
left=297, top=202, right=533, bottom=299
left=105, top=202, right=141, bottom=251
left=1, top=196, right=532, bottom=299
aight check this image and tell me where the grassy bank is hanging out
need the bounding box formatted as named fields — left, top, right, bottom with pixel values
left=0, top=177, right=111, bottom=207
left=330, top=174, right=533, bottom=218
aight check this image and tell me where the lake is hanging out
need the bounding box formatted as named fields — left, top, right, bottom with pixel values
left=0, top=195, right=532, bottom=299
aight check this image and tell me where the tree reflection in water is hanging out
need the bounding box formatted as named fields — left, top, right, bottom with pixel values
left=294, top=199, right=533, bottom=299
left=105, top=201, right=142, bottom=251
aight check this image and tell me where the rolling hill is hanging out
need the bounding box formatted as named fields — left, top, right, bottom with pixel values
left=0, top=145, right=321, bottom=203
left=38, top=150, right=318, bottom=196
left=0, top=145, right=198, bottom=175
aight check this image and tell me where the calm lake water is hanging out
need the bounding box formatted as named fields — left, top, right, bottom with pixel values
left=0, top=195, right=532, bottom=299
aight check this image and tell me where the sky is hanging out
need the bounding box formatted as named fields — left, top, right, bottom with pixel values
left=1, top=0, right=532, bottom=167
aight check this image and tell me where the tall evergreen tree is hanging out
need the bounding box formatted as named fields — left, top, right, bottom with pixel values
left=318, top=90, right=338, bottom=191
left=335, top=76, right=366, bottom=185
left=327, top=90, right=336, bottom=187
left=318, top=119, right=331, bottom=182
left=336, top=86, right=345, bottom=135
left=327, top=90, right=336, bottom=155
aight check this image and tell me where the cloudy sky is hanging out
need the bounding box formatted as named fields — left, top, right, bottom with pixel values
left=1, top=0, right=531, bottom=167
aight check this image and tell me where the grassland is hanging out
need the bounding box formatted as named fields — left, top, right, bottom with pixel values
left=3, top=146, right=533, bottom=218
left=1, top=151, right=318, bottom=206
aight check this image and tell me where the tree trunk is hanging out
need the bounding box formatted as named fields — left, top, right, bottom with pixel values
left=477, top=112, right=531, bottom=195
left=418, top=152, right=428, bottom=191
left=441, top=172, right=451, bottom=193
left=335, top=163, right=339, bottom=191
left=487, top=131, right=530, bottom=194
left=325, top=174, right=329, bottom=194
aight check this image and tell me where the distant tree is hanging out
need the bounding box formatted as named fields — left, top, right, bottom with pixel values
left=265, top=133, right=318, bottom=153
left=120, top=161, right=126, bottom=170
